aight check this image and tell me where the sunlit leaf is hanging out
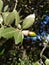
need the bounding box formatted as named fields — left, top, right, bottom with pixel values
left=5, top=11, right=15, bottom=25
left=0, top=0, right=3, bottom=11
left=0, top=27, right=16, bottom=39
left=45, top=59, right=49, bottom=65
left=0, top=15, right=3, bottom=24
left=13, top=9, right=20, bottom=26
left=4, top=5, right=9, bottom=12
left=22, top=14, right=35, bottom=29
left=0, top=27, right=4, bottom=38
left=2, top=12, right=9, bottom=25
left=33, top=62, right=41, bottom=65
left=14, top=30, right=24, bottom=44
left=0, top=27, right=24, bottom=44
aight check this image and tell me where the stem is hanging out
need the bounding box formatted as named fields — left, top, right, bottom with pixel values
left=40, top=40, right=49, bottom=65
left=14, top=0, right=18, bottom=10
left=40, top=59, right=44, bottom=65
left=40, top=40, right=48, bottom=58
left=42, top=55, right=47, bottom=59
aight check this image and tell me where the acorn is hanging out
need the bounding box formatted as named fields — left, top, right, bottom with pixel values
left=28, top=31, right=37, bottom=37
left=22, top=30, right=29, bottom=36
left=22, top=30, right=36, bottom=37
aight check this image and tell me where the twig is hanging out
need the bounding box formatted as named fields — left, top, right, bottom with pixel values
left=40, top=40, right=49, bottom=65
left=14, top=0, right=18, bottom=10
left=40, top=59, right=44, bottom=65
left=40, top=40, right=48, bottom=58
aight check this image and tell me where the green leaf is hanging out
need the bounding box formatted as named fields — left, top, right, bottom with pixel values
left=5, top=11, right=15, bottom=25
left=0, top=27, right=16, bottom=39
left=33, top=62, right=41, bottom=65
left=0, top=15, right=3, bottom=24
left=4, top=5, right=8, bottom=12
left=2, top=12, right=9, bottom=25
left=0, top=27, right=24, bottom=44
left=14, top=30, right=24, bottom=44
left=22, top=14, right=35, bottom=29
left=3, top=10, right=20, bottom=25
left=13, top=10, right=20, bottom=26
left=0, top=49, right=5, bottom=56
left=0, top=0, right=3, bottom=11
left=20, top=60, right=24, bottom=65
left=10, top=50, right=17, bottom=56
left=0, top=27, right=4, bottom=38
left=45, top=59, right=49, bottom=65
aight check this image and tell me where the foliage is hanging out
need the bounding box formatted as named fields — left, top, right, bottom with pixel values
left=0, top=0, right=49, bottom=65
left=0, top=0, right=35, bottom=45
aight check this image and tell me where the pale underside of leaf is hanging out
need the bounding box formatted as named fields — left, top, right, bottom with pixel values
left=4, top=5, right=9, bottom=12
left=22, top=18, right=35, bottom=29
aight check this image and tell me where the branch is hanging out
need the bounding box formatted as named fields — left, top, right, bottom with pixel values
left=40, top=40, right=49, bottom=65
left=14, top=0, right=18, bottom=10
left=40, top=40, right=48, bottom=58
